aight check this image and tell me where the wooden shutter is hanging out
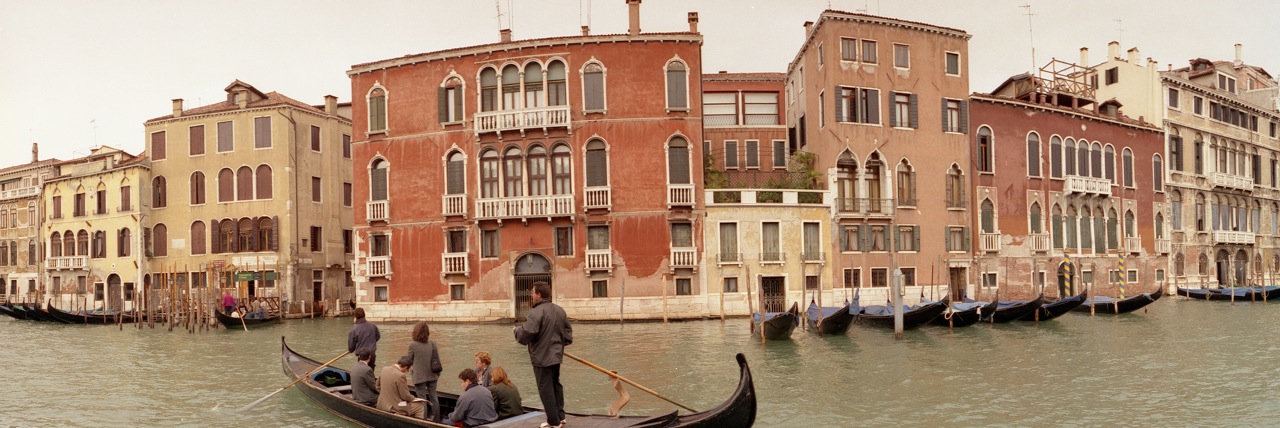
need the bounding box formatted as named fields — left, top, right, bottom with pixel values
left=584, top=72, right=603, bottom=110
left=446, top=159, right=465, bottom=194
left=437, top=87, right=449, bottom=123
left=959, top=100, right=969, bottom=134
left=908, top=94, right=918, bottom=129
left=270, top=216, right=279, bottom=251
left=944, top=227, right=952, bottom=252
left=250, top=219, right=260, bottom=252
left=189, top=125, right=204, bottom=156
left=838, top=226, right=847, bottom=251
left=962, top=227, right=971, bottom=251
left=254, top=116, right=271, bottom=148
left=219, top=169, right=234, bottom=202
left=888, top=93, right=898, bottom=128
left=893, top=227, right=901, bottom=251
left=866, top=89, right=880, bottom=124
left=371, top=167, right=388, bottom=200
left=858, top=226, right=868, bottom=251
left=833, top=86, right=843, bottom=122
left=668, top=146, right=690, bottom=184
left=211, top=219, right=220, bottom=254
left=586, top=149, right=607, bottom=186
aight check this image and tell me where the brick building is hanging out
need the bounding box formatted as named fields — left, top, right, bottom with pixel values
left=0, top=145, right=57, bottom=303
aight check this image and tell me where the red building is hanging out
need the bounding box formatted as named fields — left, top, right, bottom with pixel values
left=349, top=2, right=706, bottom=321
left=702, top=72, right=789, bottom=186
left=969, top=63, right=1168, bottom=300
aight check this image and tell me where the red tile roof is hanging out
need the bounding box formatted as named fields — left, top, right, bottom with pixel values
left=146, top=90, right=328, bottom=123
left=0, top=158, right=60, bottom=175
left=703, top=72, right=786, bottom=82
left=349, top=32, right=702, bottom=73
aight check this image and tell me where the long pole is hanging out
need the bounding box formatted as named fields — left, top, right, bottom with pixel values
left=745, top=265, right=755, bottom=334
left=563, top=352, right=696, bottom=412
left=661, top=275, right=668, bottom=324
left=240, top=351, right=351, bottom=412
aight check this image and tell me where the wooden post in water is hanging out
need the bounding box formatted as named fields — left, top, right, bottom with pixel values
left=1089, top=262, right=1096, bottom=317
left=661, top=274, right=668, bottom=324
left=719, top=270, right=725, bottom=322
left=618, top=274, right=626, bottom=325
left=745, top=265, right=754, bottom=333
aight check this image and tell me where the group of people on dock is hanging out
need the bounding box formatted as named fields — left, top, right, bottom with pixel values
left=221, top=291, right=272, bottom=319
left=347, top=281, right=573, bottom=428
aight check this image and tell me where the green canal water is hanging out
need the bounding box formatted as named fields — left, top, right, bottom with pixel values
left=2, top=298, right=1279, bottom=427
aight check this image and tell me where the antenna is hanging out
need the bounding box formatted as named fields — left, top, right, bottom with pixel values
left=90, top=119, right=97, bottom=147
left=1114, top=19, right=1124, bottom=47
left=494, top=0, right=505, bottom=31
left=1021, top=4, right=1037, bottom=72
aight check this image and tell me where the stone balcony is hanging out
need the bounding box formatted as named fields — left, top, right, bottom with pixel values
left=1063, top=175, right=1112, bottom=196
left=0, top=186, right=38, bottom=202
left=1156, top=238, right=1171, bottom=254
left=442, top=194, right=467, bottom=217
left=835, top=197, right=895, bottom=218
left=1125, top=236, right=1142, bottom=253
left=474, top=105, right=570, bottom=135
left=441, top=252, right=469, bottom=276
left=1029, top=233, right=1050, bottom=253
left=670, top=247, right=698, bottom=270
left=584, top=186, right=611, bottom=211
left=367, top=200, right=388, bottom=223
left=585, top=249, right=613, bottom=273
left=1213, top=230, right=1255, bottom=245
left=45, top=255, right=87, bottom=270
left=1209, top=172, right=1253, bottom=192
left=668, top=184, right=696, bottom=208
left=475, top=194, right=574, bottom=222
left=980, top=233, right=1002, bottom=253
left=366, top=256, right=391, bottom=278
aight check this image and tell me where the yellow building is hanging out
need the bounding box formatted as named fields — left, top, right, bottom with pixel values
left=142, top=81, right=353, bottom=315
left=42, top=146, right=148, bottom=312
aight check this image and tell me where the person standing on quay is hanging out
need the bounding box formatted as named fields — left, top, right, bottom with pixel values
left=407, top=321, right=443, bottom=421
left=349, top=308, right=381, bottom=368
left=513, top=281, right=573, bottom=428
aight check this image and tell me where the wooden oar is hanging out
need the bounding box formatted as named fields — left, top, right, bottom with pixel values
left=239, top=351, right=350, bottom=412
left=563, top=352, right=696, bottom=413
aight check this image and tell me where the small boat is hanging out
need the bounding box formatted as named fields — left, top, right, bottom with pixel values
left=1176, top=287, right=1247, bottom=301
left=0, top=303, right=27, bottom=320
left=752, top=302, right=799, bottom=340
left=45, top=304, right=142, bottom=325
left=859, top=296, right=950, bottom=330
left=1075, top=286, right=1164, bottom=314
left=1019, top=291, right=1088, bottom=322
left=19, top=303, right=59, bottom=323
left=1244, top=286, right=1280, bottom=300
left=281, top=338, right=757, bottom=428
left=982, top=296, right=1043, bottom=323
left=805, top=299, right=859, bottom=336
left=215, top=310, right=282, bottom=329
left=931, top=300, right=997, bottom=328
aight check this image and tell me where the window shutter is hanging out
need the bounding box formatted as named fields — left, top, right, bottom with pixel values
left=839, top=226, right=847, bottom=251
left=959, top=100, right=969, bottom=134
left=586, top=149, right=607, bottom=186
left=962, top=227, right=971, bottom=251
left=210, top=219, right=220, bottom=254
left=908, top=93, right=918, bottom=129
left=867, top=89, right=881, bottom=124
left=144, top=227, right=152, bottom=258
left=945, top=227, right=952, bottom=251
left=941, top=98, right=949, bottom=132
left=858, top=226, right=868, bottom=251
left=453, top=88, right=463, bottom=122
left=446, top=160, right=465, bottom=194
left=833, top=86, right=843, bottom=122
left=893, top=227, right=901, bottom=251
left=371, top=167, right=388, bottom=200
left=250, top=219, right=260, bottom=252
left=668, top=146, right=690, bottom=184
left=913, top=226, right=920, bottom=251
left=270, top=216, right=279, bottom=251
left=437, top=87, right=449, bottom=123
left=888, top=93, right=898, bottom=128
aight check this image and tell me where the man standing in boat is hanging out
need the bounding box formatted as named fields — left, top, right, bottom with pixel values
left=221, top=291, right=236, bottom=315
left=348, top=308, right=381, bottom=368
left=514, top=281, right=573, bottom=428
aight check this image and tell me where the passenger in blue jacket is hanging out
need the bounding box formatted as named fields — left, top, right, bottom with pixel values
left=348, top=308, right=381, bottom=368
left=514, top=281, right=573, bottom=428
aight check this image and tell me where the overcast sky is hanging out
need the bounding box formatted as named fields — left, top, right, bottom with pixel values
left=2, top=0, right=1276, bottom=164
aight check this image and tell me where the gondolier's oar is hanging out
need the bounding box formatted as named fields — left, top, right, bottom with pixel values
left=239, top=351, right=350, bottom=412
left=564, top=352, right=696, bottom=412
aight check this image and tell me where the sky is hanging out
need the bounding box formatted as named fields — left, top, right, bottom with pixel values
left=2, top=0, right=1276, bottom=165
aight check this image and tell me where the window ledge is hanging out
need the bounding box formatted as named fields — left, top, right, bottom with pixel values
left=583, top=109, right=607, bottom=115
left=891, top=126, right=915, bottom=131
left=666, top=108, right=690, bottom=113
left=366, top=130, right=388, bottom=137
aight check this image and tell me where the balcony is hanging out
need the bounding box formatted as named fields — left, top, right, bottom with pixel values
left=474, top=105, right=571, bottom=135
left=980, top=233, right=1002, bottom=253
left=585, top=249, right=613, bottom=272
left=760, top=251, right=785, bottom=265
left=1156, top=238, right=1171, bottom=254
left=442, top=194, right=467, bottom=217
left=1125, top=236, right=1142, bottom=253
left=670, top=247, right=698, bottom=269
left=1063, top=176, right=1112, bottom=196
left=717, top=252, right=742, bottom=265
left=584, top=186, right=611, bottom=211
left=475, top=194, right=574, bottom=222
left=441, top=252, right=469, bottom=276
left=835, top=198, right=895, bottom=218
left=1028, top=233, right=1050, bottom=253
left=668, top=184, right=695, bottom=208
left=0, top=186, right=38, bottom=201
left=366, top=256, right=391, bottom=278
left=45, top=256, right=87, bottom=270
left=1209, top=172, right=1253, bottom=192
left=1213, top=230, right=1255, bottom=245
left=802, top=251, right=824, bottom=264
left=367, top=200, right=388, bottom=223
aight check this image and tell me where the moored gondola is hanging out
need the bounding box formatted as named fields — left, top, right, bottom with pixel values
left=1176, top=287, right=1245, bottom=301
left=982, top=295, right=1043, bottom=323
left=806, top=299, right=858, bottom=336
left=753, top=302, right=799, bottom=340
left=1075, top=285, right=1163, bottom=314
left=859, top=296, right=950, bottom=330
left=19, top=303, right=59, bottom=323
left=281, top=338, right=756, bottom=428
left=930, top=299, right=997, bottom=328
left=215, top=310, right=282, bottom=329
left=45, top=303, right=142, bottom=325
left=0, top=303, right=26, bottom=320
left=1019, top=291, right=1088, bottom=322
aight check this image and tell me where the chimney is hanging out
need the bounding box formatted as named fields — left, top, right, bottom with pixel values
left=1079, top=47, right=1089, bottom=66
left=1235, top=43, right=1243, bottom=66
left=324, top=95, right=337, bottom=115
left=581, top=25, right=590, bottom=36
left=803, top=21, right=813, bottom=37
left=500, top=28, right=512, bottom=43
left=627, top=0, right=641, bottom=36
left=1108, top=41, right=1120, bottom=59
left=172, top=99, right=183, bottom=118
left=687, top=12, right=698, bottom=33
left=1127, top=47, right=1139, bottom=63
left=31, top=143, right=38, bottom=163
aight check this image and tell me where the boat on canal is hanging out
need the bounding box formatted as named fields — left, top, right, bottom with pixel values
left=859, top=296, right=950, bottom=330
left=753, top=302, right=799, bottom=340
left=45, top=303, right=144, bottom=325
left=805, top=299, right=859, bottom=336
left=281, top=338, right=757, bottom=428
left=215, top=310, right=282, bottom=329
left=982, top=295, right=1043, bottom=323
left=0, top=303, right=28, bottom=320
left=1019, top=291, right=1088, bottom=322
left=1177, top=286, right=1280, bottom=301
left=1074, top=286, right=1164, bottom=314
left=930, top=300, right=997, bottom=328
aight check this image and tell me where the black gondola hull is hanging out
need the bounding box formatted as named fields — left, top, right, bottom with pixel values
left=0, top=303, right=26, bottom=320
left=859, top=297, right=949, bottom=330
left=808, top=304, right=856, bottom=336
left=1020, top=291, right=1088, bottom=321
left=215, top=311, right=282, bottom=329
left=1075, top=286, right=1164, bottom=314
left=982, top=298, right=1043, bottom=323
left=754, top=303, right=799, bottom=340
left=931, top=301, right=997, bottom=328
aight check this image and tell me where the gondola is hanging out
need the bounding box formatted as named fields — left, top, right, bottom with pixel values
left=981, top=295, right=1043, bottom=323
left=45, top=303, right=142, bottom=325
left=215, top=310, right=282, bottom=329
left=1178, top=286, right=1280, bottom=301
left=19, top=303, right=59, bottom=323
left=1019, top=291, right=1088, bottom=322
left=805, top=299, right=858, bottom=336
left=858, top=296, right=949, bottom=330
left=930, top=299, right=997, bottom=328
left=281, top=338, right=756, bottom=428
left=0, top=303, right=26, bottom=320
left=752, top=302, right=799, bottom=340
left=1074, top=286, right=1164, bottom=314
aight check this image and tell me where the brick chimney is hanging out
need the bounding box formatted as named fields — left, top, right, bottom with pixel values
left=803, top=21, right=813, bottom=37
left=500, top=28, right=512, bottom=43
left=1079, top=47, right=1089, bottom=66
left=172, top=99, right=183, bottom=118
left=688, top=12, right=698, bottom=33
left=324, top=95, right=337, bottom=115
left=581, top=25, right=590, bottom=36
left=31, top=143, right=37, bottom=163
left=1235, top=43, right=1243, bottom=66
left=627, top=0, right=641, bottom=35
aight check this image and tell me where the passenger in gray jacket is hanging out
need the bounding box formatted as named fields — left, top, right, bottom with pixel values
left=445, top=368, right=498, bottom=428
left=407, top=321, right=443, bottom=421
left=350, top=348, right=379, bottom=406
left=513, top=281, right=573, bottom=428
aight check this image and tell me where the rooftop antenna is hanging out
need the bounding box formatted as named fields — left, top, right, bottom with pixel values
left=1114, top=19, right=1124, bottom=47
left=90, top=119, right=97, bottom=147
left=494, top=0, right=505, bottom=31
left=1021, top=4, right=1037, bottom=72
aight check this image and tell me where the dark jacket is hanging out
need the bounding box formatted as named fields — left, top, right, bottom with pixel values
left=347, top=318, right=381, bottom=353
left=449, top=384, right=498, bottom=427
left=489, top=382, right=524, bottom=420
left=350, top=361, right=379, bottom=405
left=513, top=299, right=573, bottom=367
left=407, top=339, right=442, bottom=384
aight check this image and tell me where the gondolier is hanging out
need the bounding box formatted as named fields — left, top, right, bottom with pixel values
left=514, top=281, right=573, bottom=428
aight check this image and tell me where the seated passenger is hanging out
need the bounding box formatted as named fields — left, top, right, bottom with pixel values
left=488, top=366, right=524, bottom=420
left=445, top=368, right=497, bottom=427
left=351, top=348, right=379, bottom=406
left=377, top=355, right=425, bottom=418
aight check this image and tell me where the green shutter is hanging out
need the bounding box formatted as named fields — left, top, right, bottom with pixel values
left=959, top=100, right=969, bottom=134
left=839, top=226, right=847, bottom=251
left=913, top=226, right=920, bottom=251
left=908, top=93, right=918, bottom=129
left=945, top=226, right=952, bottom=252
left=438, top=87, right=449, bottom=123
left=941, top=98, right=949, bottom=132
left=833, top=86, right=843, bottom=122
left=893, top=227, right=901, bottom=251
left=888, top=93, right=898, bottom=127
left=859, top=225, right=868, bottom=251
left=962, top=226, right=971, bottom=252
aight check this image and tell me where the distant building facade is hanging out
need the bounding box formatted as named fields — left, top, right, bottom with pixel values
left=0, top=145, right=57, bottom=303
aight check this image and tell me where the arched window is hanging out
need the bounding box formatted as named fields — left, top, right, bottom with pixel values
left=583, top=62, right=606, bottom=111
left=370, top=159, right=388, bottom=201
left=368, top=87, right=387, bottom=132
left=976, top=126, right=993, bottom=173
left=478, top=151, right=499, bottom=199
left=946, top=165, right=964, bottom=208
left=501, top=64, right=520, bottom=110
left=1153, top=154, right=1164, bottom=191
left=503, top=147, right=524, bottom=197
left=1195, top=193, right=1206, bottom=231
left=76, top=230, right=89, bottom=257
left=865, top=153, right=883, bottom=212
left=1090, top=142, right=1103, bottom=179
left=527, top=145, right=548, bottom=196
left=547, top=60, right=567, bottom=106
left=1104, top=145, right=1116, bottom=183
left=480, top=67, right=498, bottom=112
left=1064, top=138, right=1077, bottom=175
left=837, top=153, right=859, bottom=212
left=152, top=224, right=167, bottom=257
left=1155, top=212, right=1165, bottom=239
left=1175, top=253, right=1185, bottom=276
left=441, top=76, right=464, bottom=123
left=665, top=60, right=688, bottom=110
left=1029, top=202, right=1043, bottom=234
left=0, top=208, right=6, bottom=228
left=524, top=62, right=544, bottom=108
left=255, top=164, right=273, bottom=199
left=257, top=217, right=276, bottom=251
left=50, top=232, right=61, bottom=257
left=1026, top=132, right=1041, bottom=177
left=1080, top=206, right=1093, bottom=251
left=238, top=218, right=254, bottom=252
left=1065, top=206, right=1078, bottom=250
left=62, top=230, right=74, bottom=257
left=92, top=231, right=105, bottom=258
left=190, top=221, right=206, bottom=255
left=667, top=137, right=691, bottom=184
left=1050, top=136, right=1063, bottom=178
left=896, top=160, right=915, bottom=205
left=1198, top=254, right=1209, bottom=276
left=190, top=171, right=205, bottom=205
left=236, top=166, right=253, bottom=201
left=218, top=168, right=234, bottom=202
left=1107, top=208, right=1119, bottom=250
left=152, top=176, right=167, bottom=208
left=446, top=152, right=466, bottom=195
left=118, top=227, right=130, bottom=257
left=28, top=201, right=36, bottom=225
left=1123, top=148, right=1135, bottom=187
left=219, top=219, right=236, bottom=253
left=1078, top=141, right=1091, bottom=177
left=552, top=144, right=573, bottom=194
left=980, top=199, right=995, bottom=233
left=0, top=242, right=6, bottom=266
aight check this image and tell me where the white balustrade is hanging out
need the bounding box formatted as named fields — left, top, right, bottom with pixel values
left=474, top=106, right=571, bottom=134
left=584, top=186, right=611, bottom=211
left=441, top=253, right=469, bottom=275
left=980, top=233, right=1002, bottom=253
left=1063, top=176, right=1112, bottom=196
left=366, top=256, right=391, bottom=277
left=442, top=194, right=467, bottom=217
left=585, top=249, right=613, bottom=271
left=475, top=194, right=574, bottom=221
left=0, top=186, right=38, bottom=201
left=668, top=184, right=695, bottom=207
left=1030, top=233, right=1050, bottom=253
left=44, top=256, right=87, bottom=270
left=367, top=200, right=388, bottom=222
left=670, top=247, right=697, bottom=268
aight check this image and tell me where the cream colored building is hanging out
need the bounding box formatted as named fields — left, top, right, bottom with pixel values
left=0, top=145, right=58, bottom=303
left=143, top=81, right=353, bottom=314
left=42, top=146, right=148, bottom=312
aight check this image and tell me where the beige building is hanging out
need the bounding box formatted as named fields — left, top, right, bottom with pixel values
left=143, top=81, right=353, bottom=315
left=0, top=145, right=58, bottom=303
left=42, top=147, right=148, bottom=312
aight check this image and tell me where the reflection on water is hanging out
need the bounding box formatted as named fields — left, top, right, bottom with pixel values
left=2, top=299, right=1279, bottom=427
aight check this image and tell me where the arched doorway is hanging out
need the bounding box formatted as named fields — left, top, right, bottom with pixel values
left=1215, top=250, right=1230, bottom=287
left=1235, top=249, right=1249, bottom=287
left=513, top=253, right=551, bottom=321
left=106, top=274, right=122, bottom=312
